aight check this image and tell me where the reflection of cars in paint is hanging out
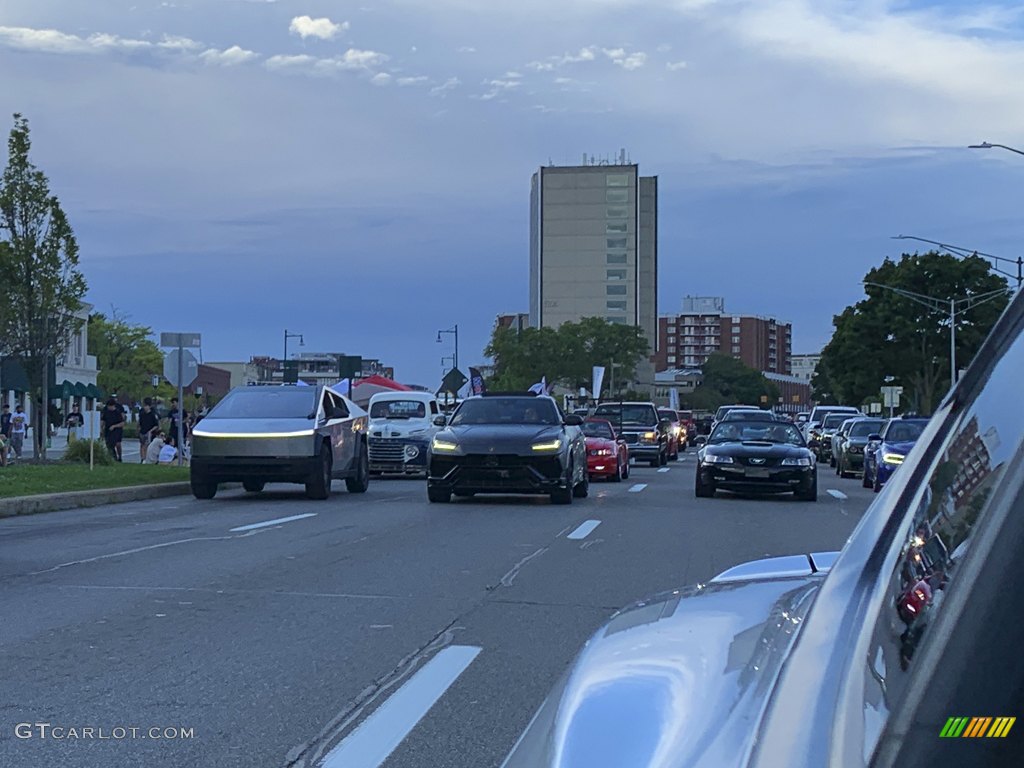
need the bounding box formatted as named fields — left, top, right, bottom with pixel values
left=190, top=385, right=369, bottom=500
left=426, top=394, right=588, bottom=504
left=367, top=391, right=441, bottom=476
left=582, top=418, right=629, bottom=482
left=503, top=288, right=1024, bottom=768
left=864, top=417, right=929, bottom=493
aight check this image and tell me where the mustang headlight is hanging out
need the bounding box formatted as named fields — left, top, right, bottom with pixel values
left=781, top=457, right=813, bottom=467
left=531, top=439, right=562, bottom=452
left=882, top=452, right=905, bottom=465
left=431, top=438, right=459, bottom=452
left=848, top=446, right=862, bottom=454
left=704, top=454, right=734, bottom=465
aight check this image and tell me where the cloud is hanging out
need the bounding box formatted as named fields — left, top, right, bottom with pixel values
left=476, top=78, right=521, bottom=101
left=666, top=60, right=688, bottom=71
left=527, top=46, right=597, bottom=71
left=200, top=45, right=258, bottom=66
left=504, top=71, right=522, bottom=79
left=157, top=35, right=201, bottom=51
left=430, top=76, right=460, bottom=95
left=289, top=15, right=349, bottom=40
left=397, top=75, right=429, bottom=86
left=265, top=49, right=388, bottom=76
left=603, top=48, right=647, bottom=70
left=0, top=25, right=151, bottom=54
left=370, top=72, right=392, bottom=86
left=457, top=46, right=476, bottom=53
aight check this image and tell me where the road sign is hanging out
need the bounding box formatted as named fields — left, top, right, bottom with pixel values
left=440, top=367, right=468, bottom=395
left=164, top=349, right=199, bottom=388
left=881, top=386, right=903, bottom=408
left=282, top=360, right=299, bottom=384
left=160, top=332, right=202, bottom=348
left=338, top=355, right=362, bottom=379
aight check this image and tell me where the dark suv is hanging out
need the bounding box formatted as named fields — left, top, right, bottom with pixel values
left=592, top=401, right=669, bottom=467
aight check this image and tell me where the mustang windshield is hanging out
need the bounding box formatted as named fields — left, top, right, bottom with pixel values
left=370, top=400, right=427, bottom=419
left=709, top=421, right=805, bottom=445
left=450, top=398, right=561, bottom=426
left=593, top=404, right=657, bottom=426
left=205, top=388, right=317, bottom=419
left=582, top=421, right=615, bottom=439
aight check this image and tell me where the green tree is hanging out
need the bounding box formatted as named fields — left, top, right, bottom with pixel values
left=818, top=251, right=1008, bottom=414
left=484, top=317, right=649, bottom=394
left=0, top=114, right=88, bottom=458
left=88, top=310, right=170, bottom=405
left=685, top=353, right=780, bottom=410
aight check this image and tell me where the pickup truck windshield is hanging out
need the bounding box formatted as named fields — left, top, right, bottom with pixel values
left=370, top=400, right=427, bottom=419
left=593, top=405, right=657, bottom=426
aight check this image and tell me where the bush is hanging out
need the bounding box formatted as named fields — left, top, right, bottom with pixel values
left=63, top=439, right=115, bottom=466
left=123, top=422, right=139, bottom=439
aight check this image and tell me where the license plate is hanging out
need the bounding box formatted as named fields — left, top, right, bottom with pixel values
left=745, top=468, right=770, bottom=479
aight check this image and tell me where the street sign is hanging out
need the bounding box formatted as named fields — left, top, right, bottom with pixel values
left=160, top=332, right=202, bottom=348
left=338, top=355, right=362, bottom=379
left=881, top=386, right=903, bottom=408
left=282, top=360, right=299, bottom=384
left=164, top=349, right=199, bottom=388
left=440, top=367, right=468, bottom=395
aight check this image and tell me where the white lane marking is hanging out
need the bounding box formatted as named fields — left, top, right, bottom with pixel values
left=320, top=645, right=482, bottom=768
left=628, top=483, right=648, bottom=493
left=229, top=513, right=317, bottom=532
left=567, top=519, right=601, bottom=540
left=827, top=489, right=849, bottom=500
left=657, top=467, right=671, bottom=473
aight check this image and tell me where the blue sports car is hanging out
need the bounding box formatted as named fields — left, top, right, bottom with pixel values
left=864, top=417, right=929, bottom=493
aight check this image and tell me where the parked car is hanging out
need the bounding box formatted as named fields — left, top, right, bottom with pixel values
left=190, top=384, right=370, bottom=500
left=835, top=417, right=886, bottom=478
left=503, top=285, right=1024, bottom=768
left=581, top=418, right=629, bottom=482
left=694, top=416, right=817, bottom=501
left=592, top=401, right=670, bottom=467
left=426, top=393, right=587, bottom=504
left=657, top=408, right=684, bottom=459
left=367, top=391, right=441, bottom=476
left=863, top=416, right=930, bottom=493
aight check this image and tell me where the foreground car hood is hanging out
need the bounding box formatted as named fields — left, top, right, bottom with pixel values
left=442, top=424, right=564, bottom=453
left=504, top=575, right=823, bottom=768
left=192, top=417, right=314, bottom=437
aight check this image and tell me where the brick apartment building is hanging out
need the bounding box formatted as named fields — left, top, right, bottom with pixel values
left=653, top=296, right=792, bottom=375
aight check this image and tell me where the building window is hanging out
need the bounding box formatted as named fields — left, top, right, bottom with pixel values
left=607, top=252, right=627, bottom=265
left=606, top=221, right=628, bottom=233
left=668, top=345, right=676, bottom=353
left=667, top=335, right=676, bottom=342
left=607, top=206, right=628, bottom=219
left=607, top=174, right=629, bottom=187
left=606, top=300, right=627, bottom=311
left=667, top=355, right=676, bottom=363
left=607, top=189, right=628, bottom=203
left=607, top=284, right=627, bottom=296
left=607, top=237, right=628, bottom=249
left=606, top=316, right=626, bottom=324
left=607, top=269, right=626, bottom=280
left=732, top=335, right=740, bottom=343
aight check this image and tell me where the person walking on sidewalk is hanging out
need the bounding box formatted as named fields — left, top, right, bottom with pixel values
left=1, top=404, right=11, bottom=442
left=101, top=398, right=125, bottom=462
left=65, top=404, right=84, bottom=442
left=9, top=404, right=27, bottom=460
left=137, top=398, right=160, bottom=463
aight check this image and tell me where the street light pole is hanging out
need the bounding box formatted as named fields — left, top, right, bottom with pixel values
left=892, top=235, right=1022, bottom=289
left=969, top=141, right=1024, bottom=157
left=864, top=282, right=1011, bottom=388
left=436, top=325, right=459, bottom=373
left=284, top=329, right=304, bottom=365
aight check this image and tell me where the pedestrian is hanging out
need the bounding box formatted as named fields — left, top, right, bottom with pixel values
left=65, top=404, right=84, bottom=442
left=158, top=435, right=179, bottom=465
left=167, top=397, right=188, bottom=446
left=137, top=398, right=160, bottom=463
left=1, top=404, right=11, bottom=441
left=101, top=398, right=125, bottom=462
left=9, top=404, right=27, bottom=460
left=145, top=431, right=166, bottom=464
left=0, top=431, right=8, bottom=467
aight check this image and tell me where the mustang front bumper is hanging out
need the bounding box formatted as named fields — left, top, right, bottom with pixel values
left=700, top=464, right=815, bottom=494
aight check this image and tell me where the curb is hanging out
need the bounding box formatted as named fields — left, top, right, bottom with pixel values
left=0, top=482, right=193, bottom=518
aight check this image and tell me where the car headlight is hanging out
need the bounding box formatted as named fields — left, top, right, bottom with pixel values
left=431, top=438, right=459, bottom=452
left=589, top=448, right=612, bottom=456
left=531, top=439, right=562, bottom=452
left=781, top=457, right=813, bottom=467
left=848, top=446, right=862, bottom=454
left=704, top=454, right=734, bottom=464
left=882, top=452, right=905, bottom=465
left=641, top=431, right=659, bottom=444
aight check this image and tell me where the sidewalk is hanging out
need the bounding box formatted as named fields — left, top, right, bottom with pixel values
left=9, top=432, right=142, bottom=462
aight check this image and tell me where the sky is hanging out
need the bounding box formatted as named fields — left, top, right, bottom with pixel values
left=2, top=0, right=1024, bottom=388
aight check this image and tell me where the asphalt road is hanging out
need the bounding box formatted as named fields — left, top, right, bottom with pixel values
left=1, top=453, right=875, bottom=768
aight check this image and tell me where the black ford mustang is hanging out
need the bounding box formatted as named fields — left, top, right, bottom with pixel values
left=426, top=394, right=588, bottom=504
left=696, top=417, right=817, bottom=501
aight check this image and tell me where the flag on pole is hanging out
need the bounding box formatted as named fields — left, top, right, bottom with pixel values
left=592, top=366, right=605, bottom=402
left=469, top=367, right=487, bottom=396
left=528, top=376, right=547, bottom=395
left=668, top=387, right=680, bottom=410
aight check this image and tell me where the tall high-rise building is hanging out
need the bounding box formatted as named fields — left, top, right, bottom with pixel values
left=654, top=296, right=793, bottom=375
left=529, top=159, right=658, bottom=352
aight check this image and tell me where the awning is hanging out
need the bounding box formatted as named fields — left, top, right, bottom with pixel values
left=85, top=383, right=104, bottom=399
left=50, top=380, right=75, bottom=400
left=73, top=382, right=89, bottom=397
left=0, top=358, right=30, bottom=392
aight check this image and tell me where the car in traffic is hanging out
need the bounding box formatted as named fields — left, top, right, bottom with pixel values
left=813, top=412, right=855, bottom=465
left=425, top=393, right=587, bottom=504
left=803, top=404, right=861, bottom=440
left=592, top=401, right=670, bottom=467
left=834, top=417, right=886, bottom=478
left=694, top=416, right=817, bottom=501
left=711, top=403, right=762, bottom=429
left=189, top=384, right=370, bottom=500
left=720, top=408, right=781, bottom=423
left=581, top=418, right=629, bottom=482
left=502, top=283, right=1024, bottom=768
left=675, top=409, right=697, bottom=446
left=366, top=391, right=441, bottom=476
left=864, top=416, right=930, bottom=492
left=657, top=408, right=685, bottom=459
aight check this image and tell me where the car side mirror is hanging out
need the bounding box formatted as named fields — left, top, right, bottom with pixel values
left=433, top=415, right=448, bottom=427
left=694, top=435, right=708, bottom=447
left=563, top=414, right=583, bottom=426
left=868, top=434, right=881, bottom=442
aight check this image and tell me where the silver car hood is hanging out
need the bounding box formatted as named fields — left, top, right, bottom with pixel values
left=503, top=572, right=825, bottom=768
